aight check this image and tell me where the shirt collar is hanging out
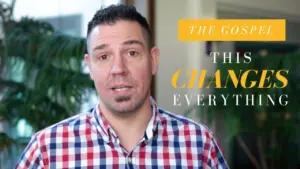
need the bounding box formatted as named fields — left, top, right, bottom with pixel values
left=91, top=96, right=161, bottom=143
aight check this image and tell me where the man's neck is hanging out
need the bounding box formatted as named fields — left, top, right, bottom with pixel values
left=99, top=99, right=153, bottom=152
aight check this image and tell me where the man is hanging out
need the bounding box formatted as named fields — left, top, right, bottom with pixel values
left=15, top=4, right=229, bottom=169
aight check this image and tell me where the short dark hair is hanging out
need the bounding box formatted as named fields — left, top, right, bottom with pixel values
left=87, top=4, right=153, bottom=49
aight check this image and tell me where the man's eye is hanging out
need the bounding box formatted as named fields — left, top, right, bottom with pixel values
left=98, top=54, right=108, bottom=60
left=127, top=51, right=138, bottom=57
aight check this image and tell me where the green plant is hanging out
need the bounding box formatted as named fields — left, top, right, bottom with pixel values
left=0, top=0, right=94, bottom=141
left=0, top=132, right=15, bottom=167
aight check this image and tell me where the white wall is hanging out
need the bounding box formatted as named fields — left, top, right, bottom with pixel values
left=156, top=0, right=202, bottom=115
left=135, top=0, right=148, bottom=21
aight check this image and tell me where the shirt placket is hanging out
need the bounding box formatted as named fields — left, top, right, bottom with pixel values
left=93, top=97, right=161, bottom=168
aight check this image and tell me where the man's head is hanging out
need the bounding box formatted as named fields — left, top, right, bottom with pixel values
left=86, top=4, right=153, bottom=51
left=85, top=4, right=159, bottom=116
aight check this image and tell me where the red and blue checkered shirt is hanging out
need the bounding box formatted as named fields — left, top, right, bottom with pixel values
left=15, top=98, right=229, bottom=169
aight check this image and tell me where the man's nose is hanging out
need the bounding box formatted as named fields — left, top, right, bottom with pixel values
left=110, top=55, right=128, bottom=76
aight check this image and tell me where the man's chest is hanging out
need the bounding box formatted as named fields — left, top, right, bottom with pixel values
left=42, top=133, right=204, bottom=169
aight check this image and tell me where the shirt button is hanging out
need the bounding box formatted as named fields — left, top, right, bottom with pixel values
left=128, top=157, right=132, bottom=163
left=126, top=157, right=132, bottom=164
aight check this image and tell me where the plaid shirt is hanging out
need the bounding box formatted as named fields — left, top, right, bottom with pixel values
left=15, top=98, right=229, bottom=169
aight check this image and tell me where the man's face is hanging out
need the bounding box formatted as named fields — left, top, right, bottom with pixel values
left=85, top=20, right=159, bottom=115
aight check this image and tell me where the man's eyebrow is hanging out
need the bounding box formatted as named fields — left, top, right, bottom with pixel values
left=93, top=44, right=109, bottom=51
left=122, top=40, right=145, bottom=48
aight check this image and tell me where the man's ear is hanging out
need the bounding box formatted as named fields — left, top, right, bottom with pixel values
left=150, top=47, right=159, bottom=75
left=84, top=54, right=94, bottom=80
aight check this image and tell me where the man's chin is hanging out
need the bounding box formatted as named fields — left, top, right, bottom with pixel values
left=108, top=97, right=143, bottom=115
left=115, top=95, right=131, bottom=103
left=110, top=105, right=137, bottom=115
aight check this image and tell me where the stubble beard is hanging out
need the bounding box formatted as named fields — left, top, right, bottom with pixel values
left=104, top=91, right=150, bottom=117
left=101, top=72, right=153, bottom=117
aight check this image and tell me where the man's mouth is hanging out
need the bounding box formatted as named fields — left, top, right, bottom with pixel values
left=111, top=85, right=133, bottom=92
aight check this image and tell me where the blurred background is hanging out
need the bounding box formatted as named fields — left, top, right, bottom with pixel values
left=0, top=0, right=299, bottom=168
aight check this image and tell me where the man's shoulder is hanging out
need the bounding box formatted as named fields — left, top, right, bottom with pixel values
left=157, top=108, right=214, bottom=137
left=33, top=108, right=95, bottom=140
